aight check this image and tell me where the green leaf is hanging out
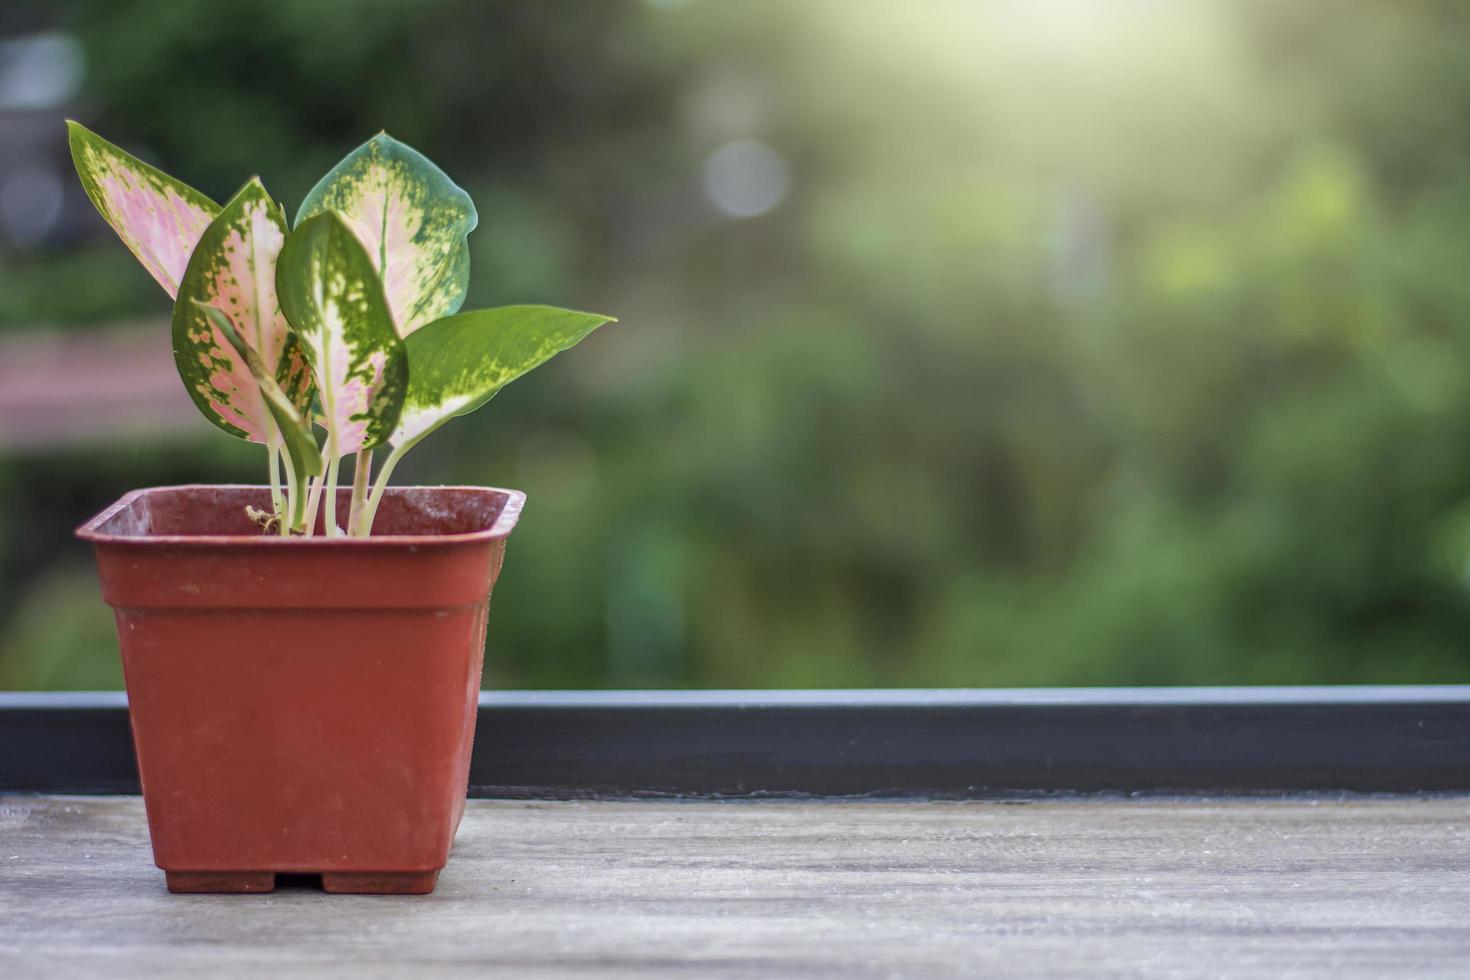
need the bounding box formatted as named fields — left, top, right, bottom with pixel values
left=172, top=178, right=312, bottom=443
left=276, top=212, right=408, bottom=458
left=392, top=305, right=614, bottom=448
left=67, top=120, right=221, bottom=299
left=296, top=132, right=477, bottom=335
left=198, top=302, right=323, bottom=480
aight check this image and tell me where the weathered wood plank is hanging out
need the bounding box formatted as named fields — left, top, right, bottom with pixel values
left=2, top=795, right=1468, bottom=978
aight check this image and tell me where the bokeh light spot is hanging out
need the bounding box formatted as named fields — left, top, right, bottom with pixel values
left=702, top=139, right=790, bottom=219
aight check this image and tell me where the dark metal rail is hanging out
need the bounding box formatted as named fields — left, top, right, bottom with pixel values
left=3, top=687, right=1469, bottom=798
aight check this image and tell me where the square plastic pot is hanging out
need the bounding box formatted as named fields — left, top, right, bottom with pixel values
left=76, top=484, right=524, bottom=895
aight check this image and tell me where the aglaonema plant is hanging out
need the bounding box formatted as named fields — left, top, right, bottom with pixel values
left=67, top=122, right=613, bottom=537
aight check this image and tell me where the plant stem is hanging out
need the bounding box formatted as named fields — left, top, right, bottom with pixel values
left=267, top=438, right=284, bottom=519
left=347, top=448, right=373, bottom=537
left=357, top=438, right=415, bottom=537
left=279, top=446, right=298, bottom=536
left=300, top=444, right=331, bottom=537
left=302, top=477, right=320, bottom=536
left=323, top=450, right=342, bottom=538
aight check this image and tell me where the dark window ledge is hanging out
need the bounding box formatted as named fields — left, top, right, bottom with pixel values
left=3, top=686, right=1469, bottom=799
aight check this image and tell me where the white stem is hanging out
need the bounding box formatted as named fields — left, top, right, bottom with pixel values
left=347, top=449, right=373, bottom=537
left=358, top=439, right=414, bottom=537
left=302, top=475, right=321, bottom=537
left=267, top=440, right=284, bottom=521
left=280, top=447, right=298, bottom=536
left=323, top=450, right=342, bottom=538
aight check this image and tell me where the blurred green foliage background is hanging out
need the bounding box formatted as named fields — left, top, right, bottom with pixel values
left=3, top=0, right=1470, bottom=689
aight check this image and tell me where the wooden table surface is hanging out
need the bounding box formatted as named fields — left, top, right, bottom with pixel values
left=2, top=795, right=1468, bottom=978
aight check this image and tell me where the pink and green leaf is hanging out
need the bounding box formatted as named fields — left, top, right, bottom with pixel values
left=295, top=133, right=477, bottom=336
left=202, top=303, right=322, bottom=526
left=172, top=178, right=312, bottom=443
left=276, top=212, right=408, bottom=458
left=392, top=305, right=613, bottom=448
left=66, top=120, right=220, bottom=299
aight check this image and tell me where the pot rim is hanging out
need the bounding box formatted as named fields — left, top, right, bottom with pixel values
left=76, top=484, right=525, bottom=547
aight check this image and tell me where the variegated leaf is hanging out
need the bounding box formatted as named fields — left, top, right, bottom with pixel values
left=295, top=132, right=477, bottom=335
left=172, top=178, right=312, bottom=443
left=393, top=305, right=613, bottom=448
left=199, top=302, right=323, bottom=479
left=67, top=120, right=220, bottom=298
left=276, top=212, right=408, bottom=457
left=202, top=302, right=322, bottom=529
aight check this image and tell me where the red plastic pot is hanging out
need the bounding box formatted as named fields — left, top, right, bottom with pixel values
left=76, top=484, right=524, bottom=895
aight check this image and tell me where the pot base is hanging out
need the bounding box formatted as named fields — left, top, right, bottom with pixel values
left=164, top=871, right=277, bottom=894
left=322, top=870, right=440, bottom=894
left=164, top=869, right=441, bottom=895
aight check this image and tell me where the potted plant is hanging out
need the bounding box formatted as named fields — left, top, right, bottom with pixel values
left=68, top=122, right=612, bottom=894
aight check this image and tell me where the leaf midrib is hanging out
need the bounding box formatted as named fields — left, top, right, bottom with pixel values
left=313, top=265, right=339, bottom=459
